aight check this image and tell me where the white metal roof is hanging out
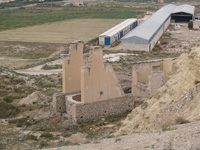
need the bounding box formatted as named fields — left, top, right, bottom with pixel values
left=100, top=18, right=137, bottom=37
left=172, top=4, right=195, bottom=16
left=122, top=4, right=176, bottom=43
left=122, top=4, right=195, bottom=44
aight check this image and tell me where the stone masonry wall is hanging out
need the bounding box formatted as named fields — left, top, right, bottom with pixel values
left=53, top=93, right=67, bottom=113
left=66, top=94, right=137, bottom=123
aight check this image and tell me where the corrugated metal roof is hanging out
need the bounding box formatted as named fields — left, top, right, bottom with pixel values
left=122, top=4, right=195, bottom=44
left=100, top=18, right=137, bottom=37
left=122, top=4, right=176, bottom=42
left=172, top=4, right=195, bottom=16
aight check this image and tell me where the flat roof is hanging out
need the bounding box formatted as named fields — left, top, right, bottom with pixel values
left=100, top=18, right=137, bottom=37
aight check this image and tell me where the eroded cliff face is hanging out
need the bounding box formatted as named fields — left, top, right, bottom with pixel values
left=116, top=47, right=200, bottom=135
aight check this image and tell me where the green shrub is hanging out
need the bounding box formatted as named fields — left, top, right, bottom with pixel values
left=175, top=117, right=190, bottom=124
left=39, top=141, right=49, bottom=149
left=58, top=140, right=77, bottom=147
left=40, top=133, right=54, bottom=139
left=0, top=101, right=19, bottom=118
left=195, top=80, right=200, bottom=84
left=42, top=64, right=62, bottom=70
left=161, top=125, right=176, bottom=131
left=3, top=96, right=13, bottom=103
left=124, top=87, right=132, bottom=94
left=188, top=20, right=193, bottom=29
left=25, top=135, right=38, bottom=141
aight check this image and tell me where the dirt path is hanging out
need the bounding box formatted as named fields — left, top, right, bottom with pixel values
left=45, top=121, right=200, bottom=150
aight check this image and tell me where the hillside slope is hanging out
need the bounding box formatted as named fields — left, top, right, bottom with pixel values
left=116, top=47, right=200, bottom=134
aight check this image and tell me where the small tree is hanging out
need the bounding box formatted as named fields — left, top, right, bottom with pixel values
left=188, top=20, right=193, bottom=29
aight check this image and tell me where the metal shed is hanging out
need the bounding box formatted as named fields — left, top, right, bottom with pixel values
left=122, top=4, right=195, bottom=52
left=99, top=18, right=138, bottom=46
left=171, top=4, right=195, bottom=23
left=122, top=4, right=176, bottom=51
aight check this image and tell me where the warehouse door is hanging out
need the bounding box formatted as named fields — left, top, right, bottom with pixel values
left=120, top=31, right=123, bottom=38
left=104, top=37, right=110, bottom=46
left=171, top=13, right=192, bottom=23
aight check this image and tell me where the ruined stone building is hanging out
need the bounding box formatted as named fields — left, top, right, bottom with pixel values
left=132, top=59, right=174, bottom=97
left=53, top=40, right=174, bottom=123
left=81, top=46, right=124, bottom=103
left=62, top=40, right=84, bottom=94
left=53, top=40, right=135, bottom=123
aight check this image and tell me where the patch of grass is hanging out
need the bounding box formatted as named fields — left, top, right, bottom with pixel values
left=8, top=117, right=29, bottom=127
left=161, top=125, right=176, bottom=131
left=42, top=64, right=62, bottom=70
left=39, top=141, right=49, bottom=149
left=0, top=41, right=66, bottom=59
left=58, top=140, right=79, bottom=147
left=175, top=117, right=190, bottom=124
left=195, top=80, right=200, bottom=84
left=40, top=133, right=54, bottom=139
left=0, top=6, right=144, bottom=31
left=24, top=134, right=38, bottom=141
left=3, top=96, right=13, bottom=103
left=0, top=101, right=19, bottom=118
left=3, top=94, right=24, bottom=103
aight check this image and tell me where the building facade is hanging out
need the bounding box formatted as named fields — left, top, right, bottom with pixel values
left=122, top=4, right=195, bottom=52
left=99, top=18, right=138, bottom=46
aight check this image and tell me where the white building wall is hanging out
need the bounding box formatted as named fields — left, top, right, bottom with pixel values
left=149, top=16, right=171, bottom=51
left=99, top=36, right=105, bottom=46
left=99, top=20, right=137, bottom=46
left=122, top=43, right=149, bottom=51
left=193, top=20, right=200, bottom=30
left=122, top=16, right=171, bottom=52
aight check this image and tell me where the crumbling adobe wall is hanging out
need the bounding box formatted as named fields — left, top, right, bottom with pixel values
left=53, top=93, right=67, bottom=113
left=66, top=94, right=137, bottom=123
left=81, top=46, right=124, bottom=103
left=132, top=59, right=174, bottom=97
left=62, top=40, right=84, bottom=94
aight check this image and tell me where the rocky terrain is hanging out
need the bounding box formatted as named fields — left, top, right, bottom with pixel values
left=117, top=47, right=200, bottom=134
left=45, top=121, right=200, bottom=150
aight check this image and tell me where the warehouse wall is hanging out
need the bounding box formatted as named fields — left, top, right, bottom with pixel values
left=122, top=42, right=149, bottom=51
left=149, top=16, right=171, bottom=51
left=99, top=36, right=104, bottom=45
left=99, top=20, right=138, bottom=46
left=193, top=20, right=200, bottom=30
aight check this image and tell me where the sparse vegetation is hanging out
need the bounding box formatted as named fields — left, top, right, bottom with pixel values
left=124, top=87, right=132, bottom=94
left=39, top=141, right=50, bottom=149
left=188, top=20, right=193, bottom=29
left=175, top=117, right=190, bottom=124
left=58, top=140, right=79, bottom=147
left=0, top=101, right=19, bottom=118
left=40, top=133, right=54, bottom=139
left=0, top=6, right=144, bottom=31
left=161, top=125, right=176, bottom=131
left=24, top=134, right=38, bottom=141
left=42, top=64, right=62, bottom=70
left=195, top=80, right=200, bottom=84
left=0, top=41, right=66, bottom=59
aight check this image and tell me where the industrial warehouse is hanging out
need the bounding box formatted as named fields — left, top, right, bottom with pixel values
left=121, top=4, right=195, bottom=52
left=99, top=18, right=138, bottom=46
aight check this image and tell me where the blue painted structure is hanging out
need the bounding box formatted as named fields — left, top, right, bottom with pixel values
left=104, top=37, right=111, bottom=46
